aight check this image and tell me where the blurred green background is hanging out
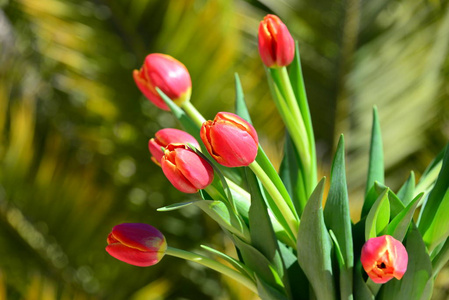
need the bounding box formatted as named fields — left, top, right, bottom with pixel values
left=1, top=0, right=448, bottom=299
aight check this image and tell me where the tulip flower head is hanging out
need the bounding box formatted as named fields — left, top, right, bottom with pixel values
left=149, top=128, right=200, bottom=165
left=106, top=223, right=167, bottom=267
left=133, top=53, right=192, bottom=110
left=161, top=143, right=214, bottom=193
left=258, top=14, right=295, bottom=68
left=201, top=112, right=259, bottom=167
left=361, top=235, right=408, bottom=284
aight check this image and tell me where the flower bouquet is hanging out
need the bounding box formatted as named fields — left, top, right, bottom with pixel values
left=106, top=15, right=449, bottom=300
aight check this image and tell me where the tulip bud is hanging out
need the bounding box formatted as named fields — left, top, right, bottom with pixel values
left=161, top=143, right=214, bottom=193
left=200, top=112, right=258, bottom=167
left=133, top=53, right=192, bottom=110
left=149, top=128, right=200, bottom=165
left=258, top=14, right=295, bottom=68
left=361, top=235, right=408, bottom=284
left=106, top=223, right=167, bottom=267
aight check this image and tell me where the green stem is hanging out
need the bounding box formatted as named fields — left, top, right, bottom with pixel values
left=287, top=53, right=318, bottom=191
left=166, top=247, right=258, bottom=294
left=227, top=176, right=297, bottom=249
left=249, top=161, right=299, bottom=238
left=270, top=68, right=314, bottom=197
left=280, top=66, right=317, bottom=196
left=278, top=67, right=304, bottom=130
left=182, top=101, right=206, bottom=127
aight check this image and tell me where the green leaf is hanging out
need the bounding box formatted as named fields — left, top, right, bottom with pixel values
left=255, top=275, right=289, bottom=300
left=324, top=135, right=353, bottom=300
left=361, top=185, right=380, bottom=219
left=353, top=263, right=375, bottom=300
left=157, top=201, right=195, bottom=211
left=352, top=220, right=374, bottom=300
left=233, top=236, right=287, bottom=297
left=234, top=73, right=252, bottom=124
left=397, top=172, right=415, bottom=205
left=386, top=193, right=422, bottom=241
left=200, top=245, right=254, bottom=279
left=277, top=242, right=309, bottom=300
left=431, top=237, right=449, bottom=276
left=378, top=226, right=432, bottom=300
left=387, top=190, right=406, bottom=219
left=246, top=168, right=284, bottom=276
left=421, top=189, right=449, bottom=251
left=365, top=188, right=390, bottom=240
left=418, top=145, right=449, bottom=250
left=365, top=106, right=384, bottom=196
left=362, top=182, right=400, bottom=219
left=297, top=178, right=336, bottom=300
left=279, top=132, right=307, bottom=216
left=190, top=146, right=236, bottom=211
left=194, top=200, right=249, bottom=242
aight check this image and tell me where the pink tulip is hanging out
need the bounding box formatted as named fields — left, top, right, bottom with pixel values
left=258, top=14, right=295, bottom=68
left=149, top=128, right=200, bottom=165
left=361, top=235, right=408, bottom=284
left=106, top=223, right=167, bottom=267
left=161, top=143, right=214, bottom=193
left=200, top=112, right=258, bottom=167
left=133, top=53, right=192, bottom=110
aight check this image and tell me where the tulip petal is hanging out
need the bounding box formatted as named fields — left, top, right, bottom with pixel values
left=156, top=128, right=200, bottom=149
left=106, top=243, right=163, bottom=267
left=145, top=54, right=191, bottom=103
left=361, top=235, right=408, bottom=284
left=110, top=223, right=166, bottom=252
left=133, top=69, right=169, bottom=110
left=210, top=123, right=258, bottom=167
left=133, top=53, right=191, bottom=110
left=258, top=15, right=295, bottom=67
left=201, top=112, right=259, bottom=168
left=161, top=154, right=199, bottom=193
left=174, top=148, right=214, bottom=189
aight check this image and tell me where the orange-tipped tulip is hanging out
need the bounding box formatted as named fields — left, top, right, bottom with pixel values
left=106, top=223, right=167, bottom=267
left=258, top=14, right=295, bottom=68
left=149, top=128, right=200, bottom=165
left=161, top=143, right=214, bottom=193
left=133, top=53, right=192, bottom=110
left=361, top=235, right=408, bottom=284
left=201, top=112, right=258, bottom=167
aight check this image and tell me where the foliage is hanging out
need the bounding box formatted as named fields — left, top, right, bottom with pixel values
left=0, top=0, right=448, bottom=299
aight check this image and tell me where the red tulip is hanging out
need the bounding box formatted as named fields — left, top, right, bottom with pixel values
left=106, top=223, right=167, bottom=267
left=258, top=14, right=295, bottom=68
left=361, top=235, right=408, bottom=284
left=149, top=128, right=200, bottom=165
left=133, top=53, right=192, bottom=110
left=200, top=112, right=258, bottom=167
left=161, top=143, right=214, bottom=193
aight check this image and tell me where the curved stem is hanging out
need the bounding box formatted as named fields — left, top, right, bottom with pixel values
left=278, top=67, right=304, bottom=130
left=182, top=101, right=206, bottom=127
left=165, top=247, right=258, bottom=294
left=288, top=53, right=318, bottom=191
left=270, top=67, right=317, bottom=198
